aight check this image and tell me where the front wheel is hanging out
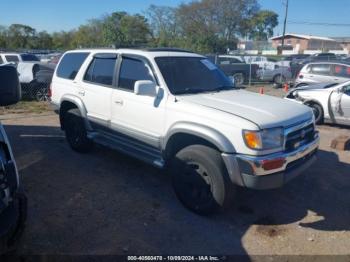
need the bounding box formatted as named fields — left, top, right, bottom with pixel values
left=308, top=103, right=324, bottom=125
left=169, top=145, right=235, bottom=215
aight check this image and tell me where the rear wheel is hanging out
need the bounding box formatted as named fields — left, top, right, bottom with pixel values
left=169, top=145, right=235, bottom=215
left=35, top=87, right=49, bottom=102
left=64, top=108, right=93, bottom=153
left=233, top=73, right=245, bottom=86
left=308, top=103, right=324, bottom=125
left=273, top=74, right=286, bottom=85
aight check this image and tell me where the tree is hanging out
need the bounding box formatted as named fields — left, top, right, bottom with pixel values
left=7, top=24, right=36, bottom=49
left=247, top=10, right=278, bottom=41
left=34, top=31, right=53, bottom=49
left=146, top=5, right=179, bottom=46
left=101, top=12, right=151, bottom=47
left=72, top=19, right=104, bottom=48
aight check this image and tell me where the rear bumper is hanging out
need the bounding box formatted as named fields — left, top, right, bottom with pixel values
left=222, top=134, right=319, bottom=190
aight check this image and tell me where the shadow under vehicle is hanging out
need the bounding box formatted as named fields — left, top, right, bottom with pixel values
left=0, top=65, right=27, bottom=255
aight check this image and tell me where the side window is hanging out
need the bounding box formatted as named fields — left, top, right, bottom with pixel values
left=56, top=52, right=89, bottom=80
left=118, top=57, right=154, bottom=91
left=343, top=85, right=350, bottom=95
left=5, top=55, right=19, bottom=62
left=0, top=56, right=3, bottom=64
left=333, top=65, right=350, bottom=78
left=84, top=56, right=116, bottom=86
left=230, top=58, right=242, bottom=64
left=310, top=64, right=332, bottom=76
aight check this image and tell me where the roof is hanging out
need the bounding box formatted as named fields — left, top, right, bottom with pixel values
left=270, top=33, right=335, bottom=41
left=332, top=37, right=350, bottom=43
left=65, top=48, right=203, bottom=59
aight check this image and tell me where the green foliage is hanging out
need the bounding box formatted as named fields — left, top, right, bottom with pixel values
left=247, top=10, right=279, bottom=41
left=0, top=0, right=278, bottom=53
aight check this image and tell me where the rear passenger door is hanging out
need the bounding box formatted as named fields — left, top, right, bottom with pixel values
left=333, top=64, right=350, bottom=83
left=111, top=55, right=165, bottom=149
left=80, top=53, right=117, bottom=129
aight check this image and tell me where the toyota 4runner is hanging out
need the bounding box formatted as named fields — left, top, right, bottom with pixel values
left=50, top=48, right=319, bottom=214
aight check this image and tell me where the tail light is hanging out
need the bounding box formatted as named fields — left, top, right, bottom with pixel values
left=48, top=83, right=52, bottom=98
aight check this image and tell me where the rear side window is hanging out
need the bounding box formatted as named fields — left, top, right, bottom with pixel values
left=5, top=55, right=19, bottom=62
left=84, top=56, right=117, bottom=86
left=118, top=57, right=154, bottom=91
left=310, top=64, right=332, bottom=76
left=21, top=54, right=39, bottom=61
left=56, top=52, right=89, bottom=80
left=333, top=65, right=350, bottom=78
left=0, top=56, right=3, bottom=64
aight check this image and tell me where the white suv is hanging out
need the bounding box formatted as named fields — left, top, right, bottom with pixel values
left=51, top=48, right=319, bottom=214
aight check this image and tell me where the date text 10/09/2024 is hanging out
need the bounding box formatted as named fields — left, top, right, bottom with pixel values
left=127, top=256, right=222, bottom=261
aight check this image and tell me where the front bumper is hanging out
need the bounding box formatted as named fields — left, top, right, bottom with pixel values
left=222, top=134, right=319, bottom=190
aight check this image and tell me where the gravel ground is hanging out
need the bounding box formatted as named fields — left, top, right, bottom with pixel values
left=1, top=87, right=350, bottom=258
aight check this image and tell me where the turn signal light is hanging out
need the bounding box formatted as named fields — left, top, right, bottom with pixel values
left=261, top=158, right=285, bottom=171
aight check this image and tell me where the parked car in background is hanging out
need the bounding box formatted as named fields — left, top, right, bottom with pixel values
left=17, top=62, right=55, bottom=101
left=207, top=55, right=259, bottom=86
left=0, top=65, right=27, bottom=255
left=0, top=53, right=39, bottom=64
left=278, top=54, right=310, bottom=67
left=50, top=48, right=319, bottom=214
left=257, top=65, right=292, bottom=85
left=294, top=62, right=350, bottom=88
left=290, top=53, right=339, bottom=78
left=286, top=80, right=350, bottom=125
left=242, top=55, right=277, bottom=70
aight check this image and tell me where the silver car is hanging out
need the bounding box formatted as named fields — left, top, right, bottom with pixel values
left=294, top=62, right=350, bottom=88
left=257, top=66, right=292, bottom=84
left=285, top=80, right=350, bottom=125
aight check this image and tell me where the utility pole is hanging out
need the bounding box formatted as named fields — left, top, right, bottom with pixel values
left=280, top=0, right=289, bottom=55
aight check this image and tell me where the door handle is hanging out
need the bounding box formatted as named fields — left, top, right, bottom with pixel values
left=114, top=99, right=124, bottom=105
left=78, top=91, right=85, bottom=96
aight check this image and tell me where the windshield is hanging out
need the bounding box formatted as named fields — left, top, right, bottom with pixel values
left=155, top=56, right=234, bottom=95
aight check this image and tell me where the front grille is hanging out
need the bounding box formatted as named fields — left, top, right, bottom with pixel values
left=285, top=123, right=315, bottom=152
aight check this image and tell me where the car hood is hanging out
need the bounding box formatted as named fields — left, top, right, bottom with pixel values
left=178, top=90, right=313, bottom=129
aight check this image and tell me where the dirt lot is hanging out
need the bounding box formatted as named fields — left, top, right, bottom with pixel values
left=1, top=86, right=350, bottom=257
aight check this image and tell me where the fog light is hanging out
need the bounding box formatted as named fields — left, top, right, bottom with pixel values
left=261, top=158, right=285, bottom=171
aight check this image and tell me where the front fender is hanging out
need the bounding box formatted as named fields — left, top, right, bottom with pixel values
left=163, top=122, right=236, bottom=153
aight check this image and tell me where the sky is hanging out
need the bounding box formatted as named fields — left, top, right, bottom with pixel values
left=0, top=0, right=349, bottom=37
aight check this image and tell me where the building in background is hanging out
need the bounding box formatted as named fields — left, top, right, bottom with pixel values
left=332, top=37, right=350, bottom=54
left=270, top=33, right=344, bottom=54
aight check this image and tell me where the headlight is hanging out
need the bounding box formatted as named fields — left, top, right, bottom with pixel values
left=243, top=128, right=284, bottom=150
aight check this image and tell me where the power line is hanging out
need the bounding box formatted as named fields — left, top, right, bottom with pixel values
left=286, top=20, right=350, bottom=27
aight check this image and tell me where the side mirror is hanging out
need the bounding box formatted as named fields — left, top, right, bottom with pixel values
left=134, top=80, right=157, bottom=97
left=0, top=66, right=21, bottom=106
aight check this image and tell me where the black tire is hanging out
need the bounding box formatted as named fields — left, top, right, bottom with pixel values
left=273, top=74, right=286, bottom=85
left=64, top=108, right=93, bottom=153
left=233, top=73, right=245, bottom=86
left=308, top=103, right=324, bottom=125
left=169, top=145, right=235, bottom=215
left=0, top=192, right=27, bottom=255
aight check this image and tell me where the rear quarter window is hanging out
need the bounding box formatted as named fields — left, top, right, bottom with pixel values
left=56, top=52, right=89, bottom=80
left=310, top=64, right=332, bottom=76
left=5, top=55, right=20, bottom=62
